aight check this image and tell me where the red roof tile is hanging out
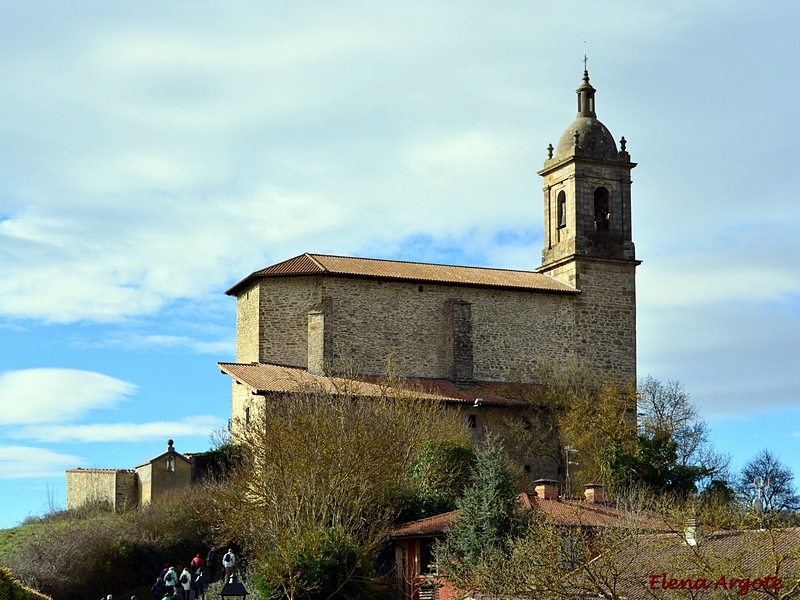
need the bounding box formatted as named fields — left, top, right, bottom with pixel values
left=217, top=362, right=528, bottom=406
left=226, top=253, right=577, bottom=296
left=393, top=511, right=458, bottom=538
left=392, top=495, right=663, bottom=539
left=580, top=528, right=800, bottom=600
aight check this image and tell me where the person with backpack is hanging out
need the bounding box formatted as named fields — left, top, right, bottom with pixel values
left=190, top=553, right=205, bottom=574
left=222, top=549, right=236, bottom=580
left=179, top=567, right=192, bottom=600
left=163, top=567, right=178, bottom=598
left=193, top=568, right=209, bottom=600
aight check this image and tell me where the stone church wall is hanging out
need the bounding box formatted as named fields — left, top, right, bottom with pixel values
left=545, top=258, right=636, bottom=382
left=239, top=275, right=584, bottom=382
left=236, top=283, right=262, bottom=363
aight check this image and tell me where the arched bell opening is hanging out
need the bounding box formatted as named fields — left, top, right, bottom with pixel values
left=593, top=187, right=610, bottom=232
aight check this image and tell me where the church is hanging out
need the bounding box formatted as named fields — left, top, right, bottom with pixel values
left=218, top=69, right=640, bottom=469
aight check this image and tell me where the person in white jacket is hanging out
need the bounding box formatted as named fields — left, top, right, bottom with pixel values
left=222, top=549, right=236, bottom=580
left=179, top=568, right=192, bottom=600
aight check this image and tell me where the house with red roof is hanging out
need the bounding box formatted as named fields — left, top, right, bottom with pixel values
left=390, top=481, right=660, bottom=600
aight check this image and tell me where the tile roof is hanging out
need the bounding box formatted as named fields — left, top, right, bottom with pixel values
left=225, top=253, right=578, bottom=296
left=581, top=527, right=800, bottom=600
left=392, top=495, right=662, bottom=539
left=393, top=511, right=458, bottom=538
left=519, top=492, right=664, bottom=529
left=217, top=362, right=528, bottom=407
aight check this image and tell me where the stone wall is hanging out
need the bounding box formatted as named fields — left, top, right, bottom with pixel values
left=458, top=404, right=558, bottom=482
left=239, top=275, right=585, bottom=382
left=66, top=469, right=137, bottom=512
left=541, top=158, right=635, bottom=266
left=538, top=145, right=638, bottom=384
left=236, top=283, right=261, bottom=363
left=137, top=455, right=193, bottom=505
left=230, top=379, right=258, bottom=438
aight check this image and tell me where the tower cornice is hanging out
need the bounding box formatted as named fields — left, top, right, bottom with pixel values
left=538, top=152, right=636, bottom=178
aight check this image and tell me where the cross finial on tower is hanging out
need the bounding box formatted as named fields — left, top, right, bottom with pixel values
left=583, top=42, right=588, bottom=71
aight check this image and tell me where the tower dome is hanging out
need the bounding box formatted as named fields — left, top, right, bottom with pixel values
left=554, top=70, right=618, bottom=160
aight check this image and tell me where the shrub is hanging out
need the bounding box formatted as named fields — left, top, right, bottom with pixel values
left=256, top=526, right=373, bottom=600
left=0, top=564, right=51, bottom=600
left=2, top=490, right=213, bottom=600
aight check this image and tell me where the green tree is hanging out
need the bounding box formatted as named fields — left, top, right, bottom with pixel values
left=257, top=526, right=373, bottom=600
left=503, top=364, right=726, bottom=499
left=399, top=439, right=477, bottom=522
left=638, top=376, right=729, bottom=488
left=435, top=438, right=525, bottom=589
left=603, top=434, right=709, bottom=495
left=737, top=449, right=800, bottom=512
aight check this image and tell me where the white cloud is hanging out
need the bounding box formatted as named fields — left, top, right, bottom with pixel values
left=0, top=369, right=136, bottom=424
left=403, top=131, right=522, bottom=182
left=122, top=334, right=234, bottom=355
left=0, top=1, right=721, bottom=325
left=11, top=416, right=222, bottom=443
left=0, top=446, right=83, bottom=479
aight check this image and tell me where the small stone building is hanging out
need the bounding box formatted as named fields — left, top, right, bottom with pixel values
left=135, top=439, right=194, bottom=506
left=66, top=440, right=193, bottom=511
left=218, top=69, right=640, bottom=479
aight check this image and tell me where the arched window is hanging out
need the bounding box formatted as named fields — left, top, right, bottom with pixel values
left=557, top=191, right=566, bottom=229
left=593, top=187, right=610, bottom=232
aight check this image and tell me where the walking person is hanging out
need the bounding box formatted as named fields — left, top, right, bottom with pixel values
left=179, top=567, right=192, bottom=600
left=190, top=553, right=204, bottom=574
left=205, top=548, right=218, bottom=583
left=163, top=566, right=178, bottom=598
left=151, top=577, right=166, bottom=600
left=222, top=549, right=236, bottom=580
left=193, top=568, right=209, bottom=600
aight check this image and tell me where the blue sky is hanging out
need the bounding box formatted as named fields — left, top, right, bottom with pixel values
left=2, top=1, right=799, bottom=527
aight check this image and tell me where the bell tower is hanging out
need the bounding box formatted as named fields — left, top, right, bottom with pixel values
left=538, top=70, right=640, bottom=381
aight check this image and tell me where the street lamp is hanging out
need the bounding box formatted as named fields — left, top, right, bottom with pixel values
left=564, top=446, right=579, bottom=499
left=220, top=574, right=248, bottom=600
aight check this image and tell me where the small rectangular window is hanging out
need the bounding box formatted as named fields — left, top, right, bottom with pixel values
left=467, top=414, right=477, bottom=428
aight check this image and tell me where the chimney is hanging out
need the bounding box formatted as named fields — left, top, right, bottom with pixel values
left=583, top=483, right=605, bottom=504
left=534, top=479, right=559, bottom=500
left=684, top=518, right=702, bottom=546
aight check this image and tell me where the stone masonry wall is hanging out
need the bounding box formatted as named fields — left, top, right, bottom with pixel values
left=255, top=277, right=323, bottom=366
left=230, top=379, right=258, bottom=438
left=236, top=283, right=261, bottom=363
left=66, top=469, right=137, bottom=511
left=538, top=151, right=638, bottom=384
left=238, top=271, right=634, bottom=384
left=572, top=258, right=637, bottom=382
left=541, top=159, right=635, bottom=267
left=149, top=455, right=193, bottom=503
left=319, top=277, right=577, bottom=381
left=115, top=471, right=138, bottom=511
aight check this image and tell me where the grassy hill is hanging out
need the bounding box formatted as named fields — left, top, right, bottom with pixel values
left=0, top=495, right=209, bottom=600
